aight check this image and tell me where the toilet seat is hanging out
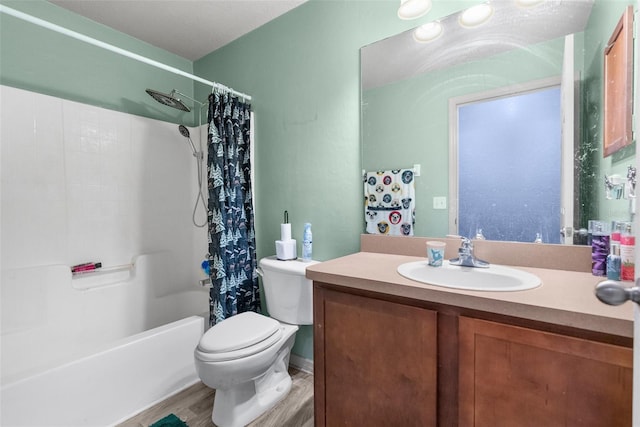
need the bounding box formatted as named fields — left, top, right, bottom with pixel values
left=196, top=312, right=282, bottom=362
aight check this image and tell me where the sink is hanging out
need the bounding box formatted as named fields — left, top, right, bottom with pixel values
left=397, top=260, right=541, bottom=292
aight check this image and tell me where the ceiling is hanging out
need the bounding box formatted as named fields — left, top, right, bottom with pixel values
left=49, top=0, right=307, bottom=61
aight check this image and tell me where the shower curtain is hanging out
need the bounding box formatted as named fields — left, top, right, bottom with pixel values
left=207, top=91, right=260, bottom=327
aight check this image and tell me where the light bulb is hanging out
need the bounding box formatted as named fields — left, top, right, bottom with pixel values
left=459, top=3, right=494, bottom=28
left=413, top=21, right=443, bottom=43
left=398, top=0, right=432, bottom=20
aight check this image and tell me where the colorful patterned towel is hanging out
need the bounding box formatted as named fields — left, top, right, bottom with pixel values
left=364, top=169, right=415, bottom=236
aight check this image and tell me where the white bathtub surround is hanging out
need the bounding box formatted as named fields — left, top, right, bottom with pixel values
left=1, top=252, right=208, bottom=383
left=1, top=316, right=204, bottom=427
left=1, top=86, right=209, bottom=381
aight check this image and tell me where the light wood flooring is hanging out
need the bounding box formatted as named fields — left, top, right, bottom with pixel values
left=118, top=367, right=313, bottom=427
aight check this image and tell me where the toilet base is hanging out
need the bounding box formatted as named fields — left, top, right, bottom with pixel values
left=211, top=347, right=293, bottom=427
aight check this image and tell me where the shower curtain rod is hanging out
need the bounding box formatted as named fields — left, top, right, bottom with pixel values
left=0, top=4, right=252, bottom=102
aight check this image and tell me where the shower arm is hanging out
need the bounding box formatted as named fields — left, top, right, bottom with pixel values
left=176, top=90, right=207, bottom=133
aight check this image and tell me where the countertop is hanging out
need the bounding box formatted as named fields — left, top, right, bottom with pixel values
left=306, top=251, right=634, bottom=338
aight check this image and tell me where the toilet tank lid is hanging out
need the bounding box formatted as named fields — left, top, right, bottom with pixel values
left=259, top=256, right=320, bottom=275
left=198, top=312, right=280, bottom=353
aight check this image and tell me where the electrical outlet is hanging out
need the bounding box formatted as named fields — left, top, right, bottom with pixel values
left=433, top=197, right=447, bottom=209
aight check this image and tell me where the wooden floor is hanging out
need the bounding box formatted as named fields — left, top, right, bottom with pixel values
left=118, top=367, right=314, bottom=427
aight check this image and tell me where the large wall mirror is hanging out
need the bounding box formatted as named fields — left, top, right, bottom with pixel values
left=361, top=0, right=636, bottom=245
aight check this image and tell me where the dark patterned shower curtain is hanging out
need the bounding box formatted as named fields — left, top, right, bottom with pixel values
left=207, top=91, right=260, bottom=327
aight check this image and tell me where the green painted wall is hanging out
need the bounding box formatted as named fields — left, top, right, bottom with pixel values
left=0, top=0, right=198, bottom=125
left=194, top=0, right=477, bottom=360
left=581, top=0, right=636, bottom=225
left=363, top=38, right=565, bottom=238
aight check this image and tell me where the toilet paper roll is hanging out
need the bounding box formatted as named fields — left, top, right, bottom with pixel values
left=281, top=223, right=292, bottom=241
left=276, top=239, right=297, bottom=260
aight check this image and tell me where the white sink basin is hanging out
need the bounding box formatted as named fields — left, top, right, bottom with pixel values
left=397, top=260, right=541, bottom=292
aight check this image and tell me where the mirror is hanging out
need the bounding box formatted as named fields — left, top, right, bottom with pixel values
left=361, top=0, right=635, bottom=244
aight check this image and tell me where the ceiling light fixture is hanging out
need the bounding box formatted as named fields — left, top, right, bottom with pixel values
left=459, top=3, right=494, bottom=27
left=398, top=0, right=432, bottom=20
left=413, top=21, right=443, bottom=43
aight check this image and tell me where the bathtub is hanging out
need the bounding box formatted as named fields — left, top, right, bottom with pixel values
left=0, top=315, right=205, bottom=426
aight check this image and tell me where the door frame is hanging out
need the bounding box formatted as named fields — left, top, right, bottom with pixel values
left=631, top=3, right=638, bottom=425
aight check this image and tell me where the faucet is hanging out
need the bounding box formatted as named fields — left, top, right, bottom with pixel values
left=449, top=237, right=489, bottom=268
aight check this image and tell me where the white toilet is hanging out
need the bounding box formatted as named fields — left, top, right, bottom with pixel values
left=194, top=256, right=318, bottom=427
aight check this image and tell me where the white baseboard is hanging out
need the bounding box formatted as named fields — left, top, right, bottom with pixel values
left=289, top=354, right=314, bottom=374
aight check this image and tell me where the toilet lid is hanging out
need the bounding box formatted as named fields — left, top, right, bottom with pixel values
left=198, top=311, right=281, bottom=354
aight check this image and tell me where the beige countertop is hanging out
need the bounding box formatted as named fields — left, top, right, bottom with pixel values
left=306, top=251, right=634, bottom=338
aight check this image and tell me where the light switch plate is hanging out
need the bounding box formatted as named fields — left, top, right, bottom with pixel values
left=433, top=196, right=447, bottom=209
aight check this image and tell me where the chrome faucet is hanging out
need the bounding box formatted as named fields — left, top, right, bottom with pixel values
left=449, top=237, right=489, bottom=268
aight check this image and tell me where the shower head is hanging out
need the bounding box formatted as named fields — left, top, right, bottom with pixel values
left=178, top=125, right=199, bottom=157
left=145, top=88, right=191, bottom=112
left=178, top=124, right=190, bottom=138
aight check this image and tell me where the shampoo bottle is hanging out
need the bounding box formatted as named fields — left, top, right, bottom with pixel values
left=302, top=223, right=313, bottom=261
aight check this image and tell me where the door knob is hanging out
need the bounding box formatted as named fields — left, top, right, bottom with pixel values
left=595, top=279, right=640, bottom=305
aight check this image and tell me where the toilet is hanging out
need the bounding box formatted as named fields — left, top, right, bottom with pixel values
left=194, top=256, right=318, bottom=427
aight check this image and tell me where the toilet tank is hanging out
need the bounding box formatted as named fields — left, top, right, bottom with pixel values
left=258, top=256, right=319, bottom=325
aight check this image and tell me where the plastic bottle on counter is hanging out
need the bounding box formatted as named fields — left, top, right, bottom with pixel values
left=607, top=243, right=621, bottom=281
left=620, top=223, right=635, bottom=281
left=611, top=221, right=623, bottom=243
left=591, top=221, right=610, bottom=277
left=302, top=223, right=313, bottom=261
left=607, top=221, right=623, bottom=281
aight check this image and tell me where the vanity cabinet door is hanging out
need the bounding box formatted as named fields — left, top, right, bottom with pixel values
left=314, top=286, right=438, bottom=427
left=458, top=316, right=632, bottom=427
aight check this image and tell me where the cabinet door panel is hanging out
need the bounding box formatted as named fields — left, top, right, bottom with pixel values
left=316, top=288, right=438, bottom=426
left=459, top=317, right=632, bottom=427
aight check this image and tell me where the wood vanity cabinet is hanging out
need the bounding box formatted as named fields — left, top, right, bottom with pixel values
left=314, top=283, right=633, bottom=427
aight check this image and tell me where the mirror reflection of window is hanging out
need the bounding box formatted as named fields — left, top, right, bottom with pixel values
left=456, top=86, right=562, bottom=243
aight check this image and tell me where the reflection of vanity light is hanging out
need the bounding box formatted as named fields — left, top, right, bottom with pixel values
left=398, top=0, right=432, bottom=20
left=413, top=21, right=443, bottom=43
left=459, top=3, right=494, bottom=27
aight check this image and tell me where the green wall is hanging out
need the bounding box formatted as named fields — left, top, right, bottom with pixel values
left=0, top=0, right=198, bottom=125
left=193, top=0, right=475, bottom=359
left=581, top=0, right=636, bottom=226
left=194, top=0, right=474, bottom=262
